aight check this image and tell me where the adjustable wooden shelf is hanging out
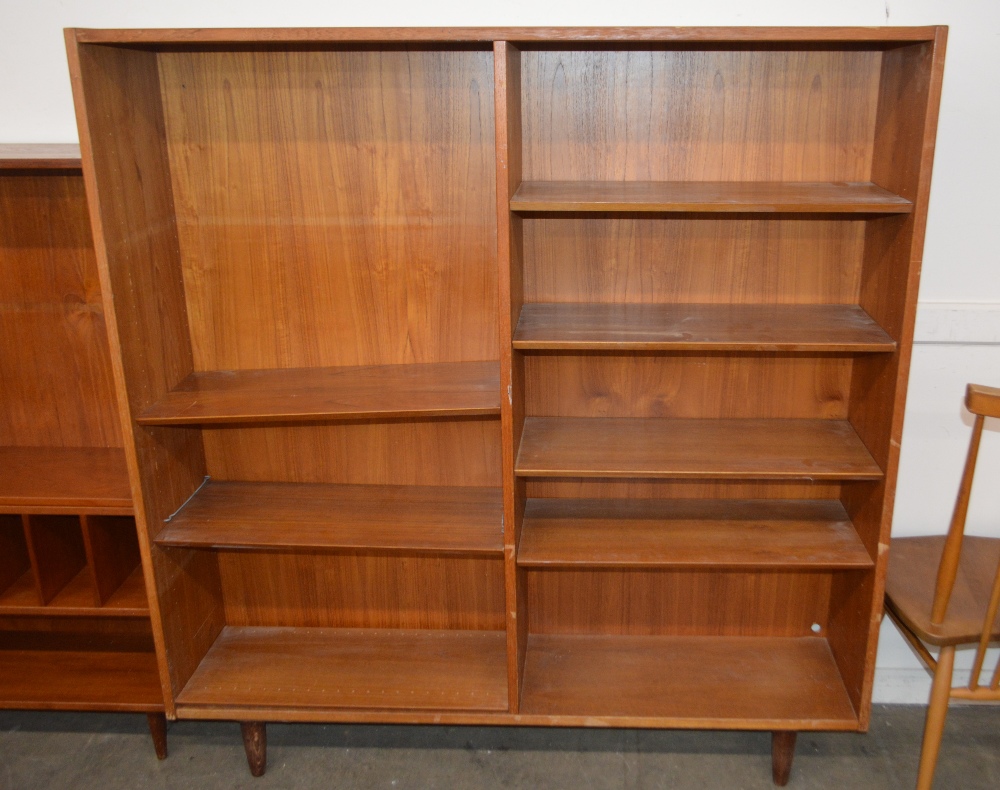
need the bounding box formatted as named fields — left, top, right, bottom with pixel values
left=0, top=145, right=166, bottom=755
left=66, top=26, right=946, bottom=783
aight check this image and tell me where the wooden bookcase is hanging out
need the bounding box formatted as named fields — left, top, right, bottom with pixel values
left=66, top=26, right=946, bottom=782
left=0, top=145, right=166, bottom=756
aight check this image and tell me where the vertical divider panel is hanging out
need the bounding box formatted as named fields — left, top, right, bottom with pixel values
left=81, top=515, right=142, bottom=606
left=22, top=514, right=87, bottom=604
left=0, top=514, right=31, bottom=596
left=66, top=34, right=222, bottom=713
left=836, top=30, right=948, bottom=726
left=494, top=40, right=527, bottom=712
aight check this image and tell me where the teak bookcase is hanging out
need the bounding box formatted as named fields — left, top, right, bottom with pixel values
left=65, top=26, right=946, bottom=783
left=0, top=145, right=166, bottom=756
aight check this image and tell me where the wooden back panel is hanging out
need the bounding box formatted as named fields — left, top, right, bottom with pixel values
left=524, top=353, right=852, bottom=420
left=522, top=217, right=865, bottom=305
left=520, top=48, right=882, bottom=182
left=0, top=171, right=121, bottom=448
left=528, top=569, right=832, bottom=636
left=220, top=553, right=504, bottom=630
left=158, top=48, right=498, bottom=371
left=201, top=419, right=500, bottom=487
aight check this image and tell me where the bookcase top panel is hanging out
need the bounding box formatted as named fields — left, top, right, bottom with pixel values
left=69, top=27, right=944, bottom=45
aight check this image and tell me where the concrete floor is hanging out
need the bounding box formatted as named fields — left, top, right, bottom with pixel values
left=1, top=705, right=998, bottom=789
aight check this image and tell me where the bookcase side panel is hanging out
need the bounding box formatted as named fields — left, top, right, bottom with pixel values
left=494, top=40, right=528, bottom=711
left=70, top=39, right=223, bottom=703
left=836, top=32, right=947, bottom=726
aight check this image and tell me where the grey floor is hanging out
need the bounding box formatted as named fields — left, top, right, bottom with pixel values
left=1, top=705, right=998, bottom=789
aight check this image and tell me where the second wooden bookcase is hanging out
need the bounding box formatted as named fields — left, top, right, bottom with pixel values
left=66, top=26, right=946, bottom=783
left=0, top=144, right=165, bottom=755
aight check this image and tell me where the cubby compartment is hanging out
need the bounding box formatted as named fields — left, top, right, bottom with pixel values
left=0, top=513, right=147, bottom=617
left=24, top=514, right=88, bottom=605
left=0, top=515, right=31, bottom=597
left=169, top=549, right=508, bottom=716
left=70, top=39, right=505, bottom=721
left=517, top=565, right=860, bottom=727
left=0, top=617, right=161, bottom=711
left=494, top=30, right=943, bottom=737
left=142, top=415, right=506, bottom=716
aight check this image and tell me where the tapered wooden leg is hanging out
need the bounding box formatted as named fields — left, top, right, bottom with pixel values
left=241, top=721, right=267, bottom=777
left=146, top=712, right=168, bottom=760
left=916, top=646, right=955, bottom=790
left=771, top=731, right=797, bottom=786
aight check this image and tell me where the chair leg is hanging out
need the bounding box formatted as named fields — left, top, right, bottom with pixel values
left=241, top=721, right=267, bottom=777
left=771, top=731, right=797, bottom=786
left=916, top=645, right=955, bottom=790
left=146, top=712, right=168, bottom=760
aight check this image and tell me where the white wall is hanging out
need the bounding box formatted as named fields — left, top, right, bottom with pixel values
left=3, top=0, right=999, bottom=704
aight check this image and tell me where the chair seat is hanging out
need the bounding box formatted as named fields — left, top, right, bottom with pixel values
left=886, top=535, right=1000, bottom=646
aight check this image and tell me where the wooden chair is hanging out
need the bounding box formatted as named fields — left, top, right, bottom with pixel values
left=885, top=383, right=1000, bottom=790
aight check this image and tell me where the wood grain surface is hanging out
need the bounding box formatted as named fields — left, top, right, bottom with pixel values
left=833, top=33, right=948, bottom=727
left=0, top=447, right=131, bottom=513
left=0, top=648, right=162, bottom=711
left=520, top=49, right=883, bottom=183
left=522, top=216, right=866, bottom=306
left=516, top=418, right=883, bottom=479
left=514, top=303, right=894, bottom=352
left=520, top=634, right=857, bottom=725
left=138, top=362, right=501, bottom=425
left=0, top=144, right=81, bottom=169
left=177, top=626, right=508, bottom=711
left=512, top=182, right=910, bottom=213
left=0, top=173, right=121, bottom=449
left=0, top=565, right=148, bottom=617
left=23, top=514, right=88, bottom=604
left=219, top=552, right=505, bottom=630
left=494, top=40, right=528, bottom=712
left=523, top=353, right=852, bottom=420
left=886, top=536, right=1000, bottom=646
left=70, top=39, right=218, bottom=707
left=159, top=48, right=498, bottom=371
left=82, top=515, right=143, bottom=605
left=0, top=515, right=31, bottom=594
left=201, top=419, right=501, bottom=487
left=527, top=567, right=831, bottom=636
left=156, top=481, right=502, bottom=554
left=518, top=498, right=872, bottom=569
